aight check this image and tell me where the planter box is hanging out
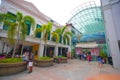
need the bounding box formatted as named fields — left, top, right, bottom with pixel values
left=54, top=57, right=67, bottom=63
left=0, top=62, right=27, bottom=76
left=34, top=59, right=54, bottom=67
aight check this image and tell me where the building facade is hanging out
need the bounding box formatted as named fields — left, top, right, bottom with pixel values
left=101, top=0, right=120, bottom=68
left=0, top=0, right=71, bottom=58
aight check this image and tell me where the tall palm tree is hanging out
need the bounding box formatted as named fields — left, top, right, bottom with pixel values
left=35, top=22, right=52, bottom=57
left=55, top=26, right=72, bottom=55
left=7, top=12, right=35, bottom=57
left=0, top=12, right=17, bottom=54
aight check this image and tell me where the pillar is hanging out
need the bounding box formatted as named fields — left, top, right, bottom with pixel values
left=38, top=43, right=44, bottom=57
left=54, top=46, right=58, bottom=57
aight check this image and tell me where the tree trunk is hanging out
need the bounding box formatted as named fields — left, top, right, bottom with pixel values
left=2, top=42, right=5, bottom=54
left=6, top=44, right=8, bottom=54
left=12, top=25, right=20, bottom=58
left=61, top=47, right=62, bottom=56
left=12, top=38, right=18, bottom=58
left=44, top=45, right=47, bottom=57
left=20, top=45, right=24, bottom=57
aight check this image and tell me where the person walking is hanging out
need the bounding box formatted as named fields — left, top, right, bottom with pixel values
left=22, top=50, right=29, bottom=63
left=28, top=50, right=34, bottom=73
left=97, top=56, right=103, bottom=68
left=87, top=53, right=92, bottom=64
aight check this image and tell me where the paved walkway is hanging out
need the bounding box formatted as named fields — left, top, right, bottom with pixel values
left=0, top=59, right=120, bottom=80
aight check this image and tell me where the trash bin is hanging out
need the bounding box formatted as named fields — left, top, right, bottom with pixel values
left=108, top=57, right=113, bottom=65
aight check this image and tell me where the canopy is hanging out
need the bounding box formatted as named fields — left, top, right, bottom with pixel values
left=76, top=42, right=98, bottom=48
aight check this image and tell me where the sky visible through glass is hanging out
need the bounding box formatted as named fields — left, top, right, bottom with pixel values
left=25, top=0, right=100, bottom=25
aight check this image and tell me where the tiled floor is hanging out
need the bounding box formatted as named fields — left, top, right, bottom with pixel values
left=0, top=59, right=120, bottom=80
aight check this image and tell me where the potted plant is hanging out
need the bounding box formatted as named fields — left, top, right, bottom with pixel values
left=34, top=57, right=54, bottom=67
left=0, top=58, right=27, bottom=76
left=99, top=50, right=107, bottom=64
left=54, top=56, right=68, bottom=63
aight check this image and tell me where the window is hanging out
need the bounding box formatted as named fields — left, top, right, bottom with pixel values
left=36, top=24, right=42, bottom=38
left=59, top=35, right=62, bottom=43
left=25, top=20, right=31, bottom=35
left=3, top=12, right=16, bottom=31
left=48, top=32, right=50, bottom=40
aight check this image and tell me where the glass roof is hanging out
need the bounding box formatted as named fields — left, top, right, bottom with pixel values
left=69, top=1, right=105, bottom=43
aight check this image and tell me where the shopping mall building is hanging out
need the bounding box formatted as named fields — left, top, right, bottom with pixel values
left=0, top=0, right=71, bottom=58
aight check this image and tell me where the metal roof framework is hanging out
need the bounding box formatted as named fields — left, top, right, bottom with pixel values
left=69, top=1, right=105, bottom=42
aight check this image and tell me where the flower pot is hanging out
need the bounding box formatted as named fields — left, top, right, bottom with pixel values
left=0, top=62, right=27, bottom=76
left=34, top=59, right=54, bottom=67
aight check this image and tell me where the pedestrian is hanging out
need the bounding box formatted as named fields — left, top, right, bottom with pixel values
left=97, top=56, right=103, bottom=68
left=28, top=50, right=34, bottom=73
left=81, top=51, right=85, bottom=60
left=87, top=53, right=92, bottom=64
left=67, top=51, right=71, bottom=59
left=22, top=50, right=29, bottom=63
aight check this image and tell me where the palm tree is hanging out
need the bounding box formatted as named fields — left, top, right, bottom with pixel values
left=0, top=12, right=17, bottom=54
left=7, top=12, right=35, bottom=57
left=55, top=26, right=72, bottom=56
left=35, top=22, right=52, bottom=57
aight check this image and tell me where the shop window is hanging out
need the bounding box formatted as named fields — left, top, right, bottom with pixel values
left=48, top=32, right=50, bottom=40
left=36, top=24, right=42, bottom=38
left=3, top=12, right=16, bottom=31
left=25, top=20, right=31, bottom=35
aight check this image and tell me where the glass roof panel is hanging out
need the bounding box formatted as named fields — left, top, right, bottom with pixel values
left=69, top=1, right=105, bottom=43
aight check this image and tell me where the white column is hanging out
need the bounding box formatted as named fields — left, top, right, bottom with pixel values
left=54, top=46, right=58, bottom=57
left=101, top=0, right=120, bottom=68
left=38, top=43, right=44, bottom=57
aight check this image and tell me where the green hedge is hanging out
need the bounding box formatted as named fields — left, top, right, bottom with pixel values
left=54, top=56, right=67, bottom=58
left=38, top=57, right=53, bottom=60
left=0, top=58, right=22, bottom=63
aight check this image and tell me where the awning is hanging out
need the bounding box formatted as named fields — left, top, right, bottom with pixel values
left=76, top=42, right=98, bottom=48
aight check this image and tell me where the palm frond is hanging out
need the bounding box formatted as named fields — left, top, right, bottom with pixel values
left=0, top=13, right=6, bottom=22
left=20, top=22, right=27, bottom=40
left=23, top=16, right=35, bottom=30
left=47, top=22, right=52, bottom=33
left=7, top=22, right=18, bottom=44
left=61, top=26, right=67, bottom=34
left=34, top=28, right=43, bottom=36
left=51, top=32, right=59, bottom=43
left=63, top=34, right=70, bottom=45
left=16, top=12, right=23, bottom=22
left=64, top=31, right=73, bottom=36
left=55, top=28, right=61, bottom=34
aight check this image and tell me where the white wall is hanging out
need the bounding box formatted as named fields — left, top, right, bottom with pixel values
left=101, top=0, right=120, bottom=68
left=111, top=3, right=120, bottom=40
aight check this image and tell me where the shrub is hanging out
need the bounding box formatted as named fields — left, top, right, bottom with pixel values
left=54, top=56, right=67, bottom=58
left=99, top=50, right=107, bottom=59
left=38, top=57, right=53, bottom=60
left=0, top=58, right=22, bottom=63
